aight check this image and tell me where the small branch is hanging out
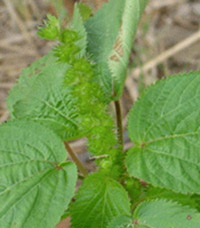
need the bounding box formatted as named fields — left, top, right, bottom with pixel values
left=131, top=30, right=200, bottom=80
left=114, top=100, right=124, bottom=149
left=64, top=142, right=88, bottom=177
left=88, top=154, right=109, bottom=161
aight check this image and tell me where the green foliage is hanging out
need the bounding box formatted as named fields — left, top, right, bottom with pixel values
left=64, top=55, right=119, bottom=159
left=108, top=200, right=200, bottom=228
left=7, top=53, right=80, bottom=140
left=54, top=41, right=80, bottom=63
left=55, top=24, right=119, bottom=161
left=38, top=14, right=61, bottom=40
left=192, top=194, right=200, bottom=211
left=2, top=0, right=200, bottom=227
left=85, top=0, right=148, bottom=99
left=0, top=120, right=77, bottom=228
left=133, top=200, right=200, bottom=228
left=70, top=173, right=131, bottom=228
left=126, top=72, right=200, bottom=194
left=77, top=3, right=92, bottom=22
left=124, top=178, right=144, bottom=206
left=125, top=178, right=198, bottom=211
left=72, top=3, right=88, bottom=56
left=7, top=28, right=118, bottom=160
left=143, top=186, right=198, bottom=209
left=107, top=216, right=132, bottom=228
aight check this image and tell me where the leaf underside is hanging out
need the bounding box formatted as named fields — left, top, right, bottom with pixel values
left=126, top=72, right=200, bottom=194
left=7, top=53, right=80, bottom=140
left=0, top=120, right=77, bottom=228
left=71, top=173, right=131, bottom=228
left=85, top=0, right=148, bottom=99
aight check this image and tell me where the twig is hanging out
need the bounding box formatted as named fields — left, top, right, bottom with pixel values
left=28, top=0, right=41, bottom=20
left=69, top=138, right=87, bottom=151
left=88, top=154, right=109, bottom=161
left=126, top=30, right=200, bottom=101
left=64, top=142, right=88, bottom=177
left=114, top=100, right=124, bottom=148
left=131, top=30, right=200, bottom=80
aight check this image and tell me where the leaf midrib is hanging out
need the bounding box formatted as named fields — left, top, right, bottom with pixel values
left=142, top=77, right=200, bottom=141
left=140, top=131, right=200, bottom=147
left=0, top=167, right=56, bottom=218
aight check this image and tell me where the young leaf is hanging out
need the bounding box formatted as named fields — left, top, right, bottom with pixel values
left=7, top=53, right=80, bottom=140
left=38, top=14, right=61, bottom=40
left=70, top=173, right=131, bottom=228
left=0, top=120, right=77, bottom=228
left=192, top=194, right=200, bottom=212
left=133, top=200, right=200, bottom=228
left=125, top=178, right=198, bottom=212
left=85, top=0, right=148, bottom=99
left=126, top=72, right=200, bottom=194
left=77, top=3, right=92, bottom=22
left=143, top=186, right=198, bottom=210
left=72, top=3, right=89, bottom=56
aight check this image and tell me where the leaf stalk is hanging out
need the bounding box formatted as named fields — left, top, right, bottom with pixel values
left=64, top=142, right=88, bottom=177
left=114, top=100, right=124, bottom=149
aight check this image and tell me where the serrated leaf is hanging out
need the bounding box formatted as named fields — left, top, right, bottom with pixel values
left=7, top=54, right=54, bottom=114
left=126, top=72, right=200, bottom=194
left=38, top=14, right=61, bottom=40
left=144, top=186, right=198, bottom=209
left=72, top=3, right=88, bottom=56
left=71, top=173, right=131, bottom=228
left=0, top=120, right=77, bottom=228
left=126, top=72, right=200, bottom=193
left=7, top=53, right=80, bottom=140
left=85, top=0, right=148, bottom=99
left=108, top=200, right=200, bottom=228
left=133, top=200, right=200, bottom=228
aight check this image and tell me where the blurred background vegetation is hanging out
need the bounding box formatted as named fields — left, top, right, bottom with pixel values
left=0, top=1, right=200, bottom=227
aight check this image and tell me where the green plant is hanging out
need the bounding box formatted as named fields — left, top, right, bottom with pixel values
left=1, top=0, right=200, bottom=227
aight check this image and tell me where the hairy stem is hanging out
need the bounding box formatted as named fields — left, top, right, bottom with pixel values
left=64, top=142, right=88, bottom=177
left=114, top=100, right=124, bottom=149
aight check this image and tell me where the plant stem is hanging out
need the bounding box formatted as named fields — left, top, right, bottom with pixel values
left=64, top=142, right=88, bottom=177
left=114, top=100, right=124, bottom=149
